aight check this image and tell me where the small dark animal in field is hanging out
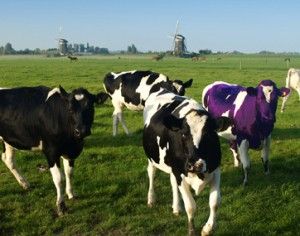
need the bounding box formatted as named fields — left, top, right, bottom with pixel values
left=216, top=57, right=222, bottom=61
left=284, top=58, right=291, bottom=62
left=152, top=54, right=165, bottom=61
left=67, top=55, right=78, bottom=61
left=191, top=56, right=199, bottom=61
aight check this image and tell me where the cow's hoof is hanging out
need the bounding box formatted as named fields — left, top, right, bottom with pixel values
left=147, top=202, right=154, bottom=208
left=201, top=224, right=214, bottom=236
left=20, top=181, right=30, bottom=190
left=264, top=170, right=270, bottom=175
left=173, top=211, right=180, bottom=216
left=57, top=202, right=67, bottom=216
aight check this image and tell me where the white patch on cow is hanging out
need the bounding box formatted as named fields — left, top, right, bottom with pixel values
left=144, top=89, right=178, bottom=127
left=111, top=70, right=136, bottom=78
left=177, top=99, right=204, bottom=118
left=31, top=140, right=43, bottom=151
left=136, top=73, right=168, bottom=102
left=151, top=136, right=172, bottom=173
left=261, top=85, right=273, bottom=103
left=46, top=88, right=61, bottom=101
left=218, top=110, right=236, bottom=140
left=50, top=163, right=64, bottom=205
left=185, top=111, right=207, bottom=148
left=233, top=91, right=247, bottom=117
left=194, top=159, right=207, bottom=173
left=172, top=82, right=183, bottom=93
left=225, top=94, right=231, bottom=99
left=74, top=94, right=84, bottom=101
left=221, top=110, right=230, bottom=117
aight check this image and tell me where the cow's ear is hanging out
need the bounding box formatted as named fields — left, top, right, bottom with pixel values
left=163, top=115, right=183, bottom=131
left=215, top=117, right=232, bottom=132
left=95, top=92, right=110, bottom=104
left=246, top=87, right=257, bottom=96
left=183, top=79, right=193, bottom=88
left=278, top=87, right=290, bottom=97
left=59, top=85, right=68, bottom=97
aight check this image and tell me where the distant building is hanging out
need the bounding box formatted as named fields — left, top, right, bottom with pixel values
left=58, top=38, right=68, bottom=55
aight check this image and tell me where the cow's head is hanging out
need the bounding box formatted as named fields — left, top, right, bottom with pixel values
left=163, top=109, right=231, bottom=176
left=171, top=79, right=193, bottom=96
left=246, top=80, right=290, bottom=121
left=60, top=86, right=107, bottom=139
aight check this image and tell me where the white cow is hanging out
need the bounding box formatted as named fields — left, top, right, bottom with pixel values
left=281, top=68, right=300, bottom=112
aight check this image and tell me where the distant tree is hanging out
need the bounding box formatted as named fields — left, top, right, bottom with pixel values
left=79, top=44, right=85, bottom=53
left=127, top=44, right=138, bottom=54
left=34, top=48, right=41, bottom=55
left=199, top=49, right=212, bottom=55
left=131, top=44, right=137, bottom=54
left=0, top=46, right=4, bottom=54
left=4, top=42, right=15, bottom=54
left=127, top=45, right=132, bottom=53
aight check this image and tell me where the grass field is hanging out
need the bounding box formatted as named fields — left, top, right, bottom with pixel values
left=0, top=55, right=299, bottom=235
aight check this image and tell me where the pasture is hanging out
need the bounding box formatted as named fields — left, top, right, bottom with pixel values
left=0, top=55, right=299, bottom=235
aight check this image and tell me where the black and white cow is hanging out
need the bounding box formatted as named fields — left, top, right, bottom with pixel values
left=143, top=87, right=231, bottom=236
left=103, top=70, right=193, bottom=136
left=281, top=68, right=300, bottom=112
left=0, top=86, right=105, bottom=215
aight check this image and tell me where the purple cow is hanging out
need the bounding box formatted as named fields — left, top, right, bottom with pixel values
left=202, top=80, right=290, bottom=185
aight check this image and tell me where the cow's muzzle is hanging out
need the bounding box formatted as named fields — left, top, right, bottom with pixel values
left=187, top=159, right=206, bottom=174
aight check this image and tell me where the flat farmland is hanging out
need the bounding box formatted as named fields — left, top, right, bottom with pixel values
left=0, top=55, right=299, bottom=235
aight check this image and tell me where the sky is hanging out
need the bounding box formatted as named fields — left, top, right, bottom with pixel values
left=1, top=0, right=300, bottom=53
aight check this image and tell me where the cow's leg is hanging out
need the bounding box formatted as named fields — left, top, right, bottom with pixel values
left=296, top=87, right=300, bottom=101
left=1, top=142, right=30, bottom=189
left=147, top=160, right=156, bottom=207
left=178, top=178, right=196, bottom=236
left=112, top=100, right=129, bottom=136
left=170, top=173, right=181, bottom=215
left=117, top=112, right=129, bottom=135
left=49, top=161, right=66, bottom=216
left=230, top=141, right=240, bottom=167
left=202, top=168, right=221, bottom=236
left=62, top=157, right=75, bottom=199
left=261, top=135, right=271, bottom=175
left=237, top=140, right=250, bottom=186
left=280, top=92, right=290, bottom=112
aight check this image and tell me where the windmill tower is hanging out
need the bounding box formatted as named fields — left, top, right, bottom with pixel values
left=170, top=21, right=187, bottom=56
left=56, top=26, right=68, bottom=55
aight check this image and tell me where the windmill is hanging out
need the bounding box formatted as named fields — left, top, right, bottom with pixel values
left=169, top=20, right=187, bottom=56
left=56, top=26, right=68, bottom=55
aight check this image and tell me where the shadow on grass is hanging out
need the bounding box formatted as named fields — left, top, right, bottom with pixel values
left=272, top=127, right=300, bottom=140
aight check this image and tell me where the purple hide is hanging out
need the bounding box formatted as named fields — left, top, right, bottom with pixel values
left=203, top=80, right=290, bottom=149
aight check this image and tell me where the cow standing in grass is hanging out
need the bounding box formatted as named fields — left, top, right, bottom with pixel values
left=103, top=70, right=193, bottom=136
left=143, top=86, right=231, bottom=236
left=202, top=80, right=290, bottom=185
left=281, top=68, right=300, bottom=112
left=0, top=86, right=106, bottom=215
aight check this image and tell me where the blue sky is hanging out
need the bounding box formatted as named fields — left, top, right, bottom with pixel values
left=1, top=0, right=300, bottom=53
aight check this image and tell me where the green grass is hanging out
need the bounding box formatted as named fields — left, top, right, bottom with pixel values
left=0, top=55, right=299, bottom=235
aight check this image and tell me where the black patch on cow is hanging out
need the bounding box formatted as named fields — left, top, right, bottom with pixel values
left=146, top=72, right=161, bottom=85
left=103, top=73, right=122, bottom=94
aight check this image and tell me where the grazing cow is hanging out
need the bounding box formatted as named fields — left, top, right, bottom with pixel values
left=67, top=55, right=78, bottom=61
left=202, top=80, right=290, bottom=185
left=281, top=68, right=300, bottom=112
left=0, top=86, right=106, bottom=215
left=103, top=70, right=193, bottom=136
left=143, top=87, right=231, bottom=236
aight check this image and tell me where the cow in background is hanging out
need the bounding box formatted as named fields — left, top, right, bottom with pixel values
left=281, top=68, right=300, bottom=112
left=0, top=86, right=106, bottom=215
left=103, top=70, right=193, bottom=136
left=202, top=80, right=290, bottom=185
left=143, top=86, right=231, bottom=235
